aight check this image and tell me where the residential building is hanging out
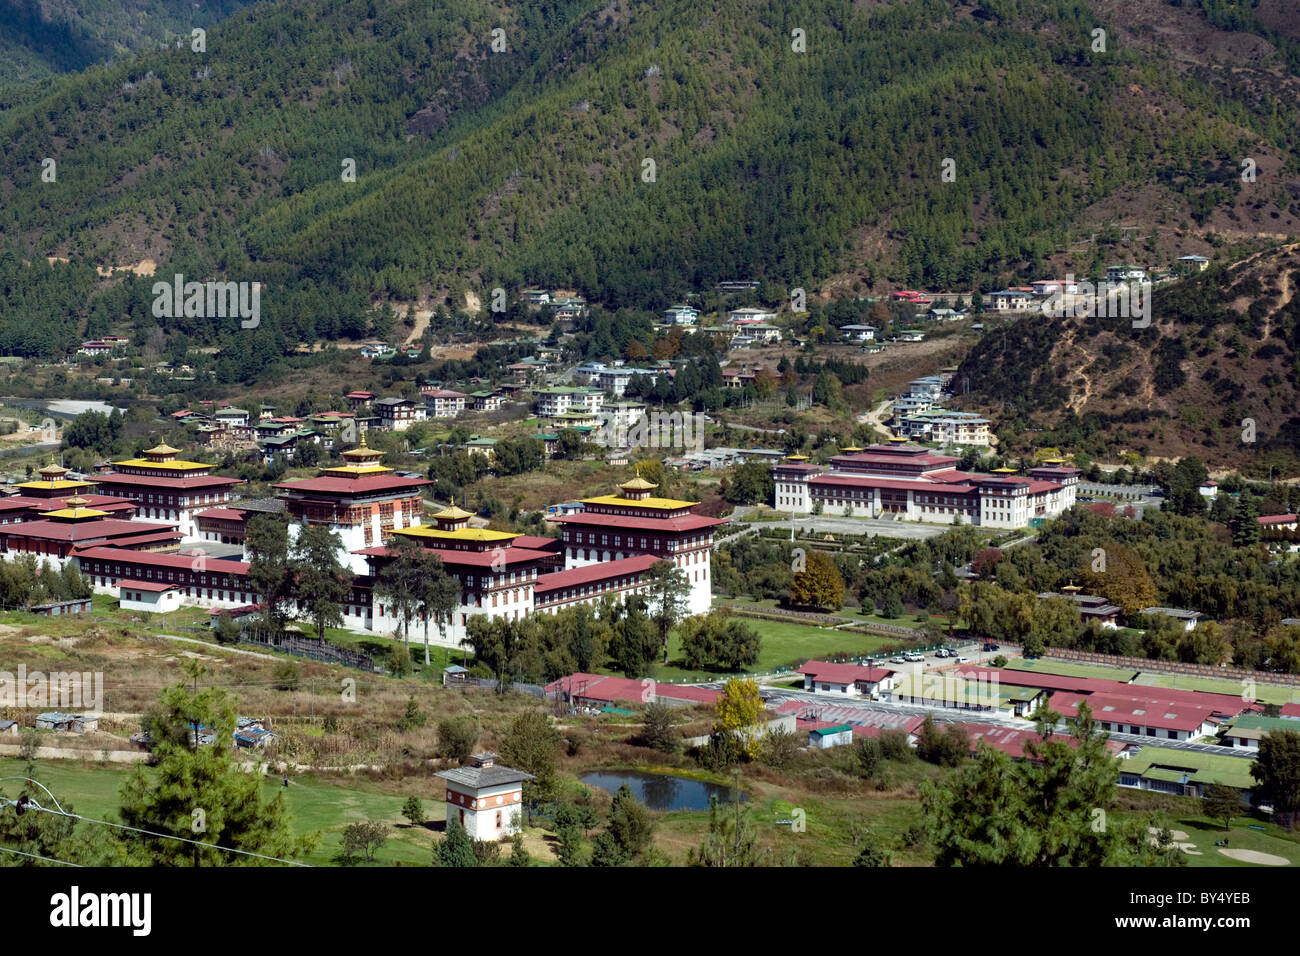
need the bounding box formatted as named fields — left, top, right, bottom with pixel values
left=840, top=324, right=877, bottom=342
left=374, top=396, right=426, bottom=431
left=423, top=389, right=467, bottom=419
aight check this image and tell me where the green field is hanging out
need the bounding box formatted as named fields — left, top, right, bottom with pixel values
left=1172, top=817, right=1300, bottom=868
left=1008, top=657, right=1300, bottom=706
left=605, top=616, right=898, bottom=684
left=0, top=757, right=444, bottom=866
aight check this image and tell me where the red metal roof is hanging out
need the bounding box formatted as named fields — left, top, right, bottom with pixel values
left=95, top=473, right=243, bottom=490
left=554, top=513, right=725, bottom=532
left=543, top=673, right=720, bottom=706
left=1257, top=514, right=1298, bottom=525
left=74, top=546, right=250, bottom=575
left=1281, top=703, right=1300, bottom=718
left=195, top=508, right=245, bottom=521
left=960, top=722, right=1126, bottom=759
left=1, top=518, right=181, bottom=544
left=118, top=579, right=182, bottom=592
left=510, top=535, right=562, bottom=551
left=274, top=475, right=431, bottom=494
left=797, top=661, right=892, bottom=685
left=535, top=555, right=659, bottom=594
left=1051, top=691, right=1217, bottom=733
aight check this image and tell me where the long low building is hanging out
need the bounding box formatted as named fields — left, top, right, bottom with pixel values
left=772, top=444, right=1079, bottom=528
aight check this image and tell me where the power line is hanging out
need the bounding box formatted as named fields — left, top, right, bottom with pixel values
left=0, top=843, right=84, bottom=867
left=1, top=782, right=311, bottom=867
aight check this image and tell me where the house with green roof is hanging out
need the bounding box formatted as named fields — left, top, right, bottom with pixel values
left=1118, top=746, right=1256, bottom=803
left=1220, top=713, right=1300, bottom=752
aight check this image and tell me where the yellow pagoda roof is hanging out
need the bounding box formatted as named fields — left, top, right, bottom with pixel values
left=341, top=434, right=384, bottom=460
left=144, top=443, right=180, bottom=456
left=41, top=496, right=111, bottom=520
left=992, top=467, right=1017, bottom=474
left=785, top=453, right=809, bottom=461
left=394, top=526, right=518, bottom=543
left=431, top=500, right=476, bottom=521
left=618, top=476, right=658, bottom=492
left=113, top=457, right=211, bottom=470
left=16, top=478, right=91, bottom=491
left=320, top=463, right=392, bottom=477
left=841, top=446, right=864, bottom=453
left=580, top=494, right=698, bottom=510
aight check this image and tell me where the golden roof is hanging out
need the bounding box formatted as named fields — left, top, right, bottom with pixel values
left=618, top=476, right=658, bottom=491
left=41, top=496, right=111, bottom=520
left=580, top=494, right=698, bottom=510
left=785, top=453, right=809, bottom=461
left=38, top=462, right=69, bottom=479
left=432, top=499, right=476, bottom=521
left=144, top=443, right=180, bottom=456
left=394, top=526, right=517, bottom=543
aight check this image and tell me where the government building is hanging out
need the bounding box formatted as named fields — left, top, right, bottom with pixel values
left=773, top=443, right=1079, bottom=528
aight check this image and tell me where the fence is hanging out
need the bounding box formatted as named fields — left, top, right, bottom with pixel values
left=241, top=629, right=378, bottom=672
left=1045, top=647, right=1300, bottom=688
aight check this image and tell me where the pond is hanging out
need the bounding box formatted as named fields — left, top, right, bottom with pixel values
left=579, top=770, right=746, bottom=812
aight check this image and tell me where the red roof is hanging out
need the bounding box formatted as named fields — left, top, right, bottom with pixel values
left=1257, top=514, right=1298, bottom=525
left=797, top=661, right=892, bottom=685
left=554, top=513, right=726, bottom=532
left=510, top=535, right=562, bottom=551
left=535, top=555, right=659, bottom=594
left=1281, top=703, right=1300, bottom=718
left=543, top=673, right=720, bottom=706
left=959, top=666, right=1247, bottom=716
left=196, top=507, right=246, bottom=521
left=274, top=475, right=431, bottom=495
left=118, top=579, right=182, bottom=592
left=73, top=546, right=250, bottom=575
left=95, top=473, right=243, bottom=490
left=1051, top=691, right=1217, bottom=733
left=961, top=722, right=1126, bottom=759
left=346, top=391, right=374, bottom=399
left=0, top=518, right=181, bottom=544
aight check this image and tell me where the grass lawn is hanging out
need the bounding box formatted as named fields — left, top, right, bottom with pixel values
left=1006, top=658, right=1142, bottom=682
left=1011, top=657, right=1300, bottom=706
left=1171, top=816, right=1300, bottom=867
left=0, top=757, right=445, bottom=867
left=606, top=617, right=898, bottom=683
left=1135, top=671, right=1300, bottom=706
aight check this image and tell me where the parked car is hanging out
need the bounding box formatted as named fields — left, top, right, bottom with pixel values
left=904, top=653, right=925, bottom=663
left=934, top=648, right=951, bottom=658
left=955, top=656, right=970, bottom=663
left=890, top=656, right=908, bottom=664
left=982, top=642, right=1000, bottom=652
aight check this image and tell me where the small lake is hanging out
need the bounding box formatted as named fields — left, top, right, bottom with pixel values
left=579, top=770, right=746, bottom=812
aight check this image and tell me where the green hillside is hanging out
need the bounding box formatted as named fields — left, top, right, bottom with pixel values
left=0, top=0, right=1297, bottom=381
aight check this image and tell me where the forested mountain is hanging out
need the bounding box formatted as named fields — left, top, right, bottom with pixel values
left=0, top=0, right=257, bottom=96
left=0, top=0, right=1297, bottom=378
left=956, top=242, right=1300, bottom=471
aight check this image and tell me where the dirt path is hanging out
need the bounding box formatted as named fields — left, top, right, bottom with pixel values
left=404, top=309, right=432, bottom=345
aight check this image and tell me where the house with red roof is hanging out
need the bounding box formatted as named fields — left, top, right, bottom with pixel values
left=1052, top=691, right=1219, bottom=741
left=797, top=661, right=895, bottom=698
left=545, top=673, right=721, bottom=709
